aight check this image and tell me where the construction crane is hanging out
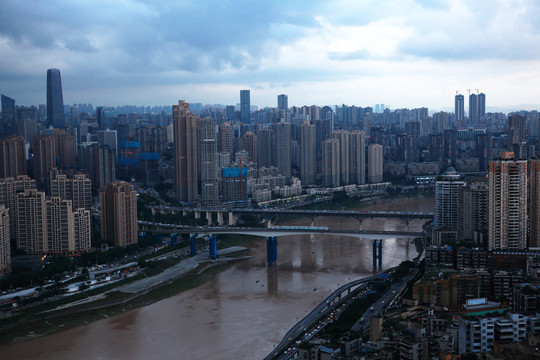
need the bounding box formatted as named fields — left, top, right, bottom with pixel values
left=466, top=89, right=472, bottom=95
left=475, top=88, right=480, bottom=94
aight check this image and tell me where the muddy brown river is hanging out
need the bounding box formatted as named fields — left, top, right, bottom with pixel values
left=1, top=196, right=433, bottom=360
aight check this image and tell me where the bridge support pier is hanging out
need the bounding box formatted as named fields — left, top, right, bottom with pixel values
left=183, top=210, right=188, bottom=216
left=195, top=211, right=201, bottom=219
left=206, top=211, right=212, bottom=226
left=170, top=233, right=178, bottom=246
left=267, top=219, right=272, bottom=228
left=151, top=207, right=157, bottom=215
left=378, top=240, right=383, bottom=267
left=373, top=239, right=383, bottom=269
left=228, top=211, right=236, bottom=226
left=190, top=234, right=197, bottom=256
left=266, top=237, right=277, bottom=265
left=217, top=211, right=224, bottom=226
left=209, top=235, right=217, bottom=259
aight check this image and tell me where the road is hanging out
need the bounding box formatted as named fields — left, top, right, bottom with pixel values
left=351, top=271, right=417, bottom=332
left=264, top=276, right=377, bottom=360
left=267, top=267, right=416, bottom=359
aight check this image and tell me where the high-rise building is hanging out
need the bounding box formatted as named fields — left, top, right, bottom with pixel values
left=0, top=135, right=27, bottom=178
left=15, top=189, right=48, bottom=254
left=56, top=132, right=76, bottom=168
left=333, top=130, right=350, bottom=184
left=350, top=130, right=366, bottom=185
left=99, top=181, right=138, bottom=247
left=322, top=138, right=340, bottom=187
left=300, top=123, right=316, bottom=185
left=86, top=144, right=116, bottom=189
left=50, top=172, right=92, bottom=211
left=199, top=119, right=218, bottom=207
left=468, top=93, right=478, bottom=124
left=18, top=117, right=37, bottom=146
left=529, top=158, right=540, bottom=248
left=11, top=185, right=90, bottom=255
left=225, top=105, right=235, bottom=121
left=257, top=127, right=274, bottom=169
left=218, top=122, right=234, bottom=158
left=443, top=129, right=458, bottom=165
left=277, top=94, right=288, bottom=113
left=458, top=177, right=489, bottom=242
left=0, top=205, right=10, bottom=276
left=478, top=93, right=486, bottom=120
left=434, top=112, right=448, bottom=134
left=221, top=167, right=248, bottom=206
left=97, top=129, right=118, bottom=158
left=235, top=150, right=249, bottom=165
left=507, top=114, right=526, bottom=150
left=96, top=106, right=115, bottom=130
left=488, top=152, right=528, bottom=250
left=241, top=131, right=257, bottom=164
left=240, top=90, right=251, bottom=123
left=475, top=133, right=491, bottom=172
left=173, top=101, right=200, bottom=202
left=455, top=94, right=465, bottom=125
left=33, top=134, right=57, bottom=182
left=468, top=92, right=485, bottom=125
left=73, top=207, right=91, bottom=252
left=0, top=175, right=36, bottom=239
left=367, top=144, right=383, bottom=183
left=0, top=94, right=16, bottom=139
left=434, top=168, right=466, bottom=234
left=46, top=68, right=65, bottom=128
left=273, top=121, right=291, bottom=179
left=405, top=121, right=420, bottom=139
left=46, top=197, right=75, bottom=254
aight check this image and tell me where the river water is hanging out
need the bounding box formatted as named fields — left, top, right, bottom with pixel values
left=2, top=196, right=433, bottom=360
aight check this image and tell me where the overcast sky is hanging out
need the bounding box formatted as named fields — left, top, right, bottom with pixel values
left=1, top=0, right=540, bottom=111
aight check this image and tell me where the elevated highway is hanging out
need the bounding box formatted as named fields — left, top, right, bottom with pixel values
left=264, top=275, right=376, bottom=360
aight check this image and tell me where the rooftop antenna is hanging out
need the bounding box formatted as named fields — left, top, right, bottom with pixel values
left=475, top=89, right=480, bottom=94
left=466, top=89, right=471, bottom=95
left=456, top=90, right=460, bottom=95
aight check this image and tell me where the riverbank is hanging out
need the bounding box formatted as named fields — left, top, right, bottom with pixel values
left=0, top=243, right=253, bottom=346
left=0, top=195, right=435, bottom=359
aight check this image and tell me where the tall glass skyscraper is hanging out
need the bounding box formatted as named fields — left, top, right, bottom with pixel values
left=240, top=90, right=250, bottom=123
left=46, top=68, right=65, bottom=128
left=0, top=95, right=16, bottom=139
left=454, top=93, right=464, bottom=123
left=277, top=94, right=288, bottom=112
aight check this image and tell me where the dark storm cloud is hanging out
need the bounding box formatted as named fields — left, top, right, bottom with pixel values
left=0, top=0, right=318, bottom=75
left=2, top=0, right=540, bottom=107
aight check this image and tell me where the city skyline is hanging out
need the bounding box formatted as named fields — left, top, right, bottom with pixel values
left=1, top=1, right=540, bottom=110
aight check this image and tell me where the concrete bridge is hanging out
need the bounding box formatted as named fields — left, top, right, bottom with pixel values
left=149, top=206, right=434, bottom=228
left=138, top=223, right=424, bottom=240
left=138, top=222, right=425, bottom=266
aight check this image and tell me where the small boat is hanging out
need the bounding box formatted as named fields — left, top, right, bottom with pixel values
left=313, top=288, right=317, bottom=291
